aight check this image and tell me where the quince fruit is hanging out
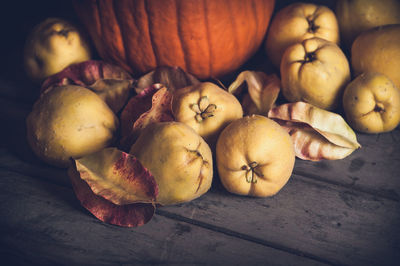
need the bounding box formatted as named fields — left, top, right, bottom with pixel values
left=280, top=37, right=350, bottom=110
left=351, top=24, right=400, bottom=91
left=130, top=122, right=213, bottom=205
left=336, top=0, right=400, bottom=49
left=265, top=2, right=339, bottom=69
left=343, top=72, right=400, bottom=133
left=216, top=115, right=295, bottom=197
left=24, top=18, right=91, bottom=82
left=27, top=85, right=118, bottom=167
left=172, top=82, right=243, bottom=146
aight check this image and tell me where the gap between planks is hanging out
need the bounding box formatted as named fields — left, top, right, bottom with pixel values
left=2, top=150, right=399, bottom=265
left=0, top=168, right=331, bottom=266
left=293, top=169, right=399, bottom=202
left=155, top=208, right=341, bottom=266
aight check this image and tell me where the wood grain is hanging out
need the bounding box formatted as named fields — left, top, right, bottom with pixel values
left=1, top=1, right=399, bottom=264
left=161, top=175, right=400, bottom=266
left=294, top=129, right=400, bottom=201
left=0, top=169, right=324, bottom=266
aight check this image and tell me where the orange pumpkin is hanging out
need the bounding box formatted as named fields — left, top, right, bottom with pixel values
left=73, top=0, right=275, bottom=79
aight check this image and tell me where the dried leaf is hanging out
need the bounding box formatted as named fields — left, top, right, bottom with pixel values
left=89, top=79, right=132, bottom=113
left=268, top=102, right=361, bottom=161
left=132, top=86, right=174, bottom=138
left=120, top=84, right=174, bottom=150
left=120, top=84, right=159, bottom=140
left=75, top=147, right=158, bottom=205
left=69, top=165, right=155, bottom=228
left=135, top=66, right=200, bottom=94
left=275, top=120, right=356, bottom=161
left=41, top=60, right=134, bottom=113
left=228, top=71, right=280, bottom=115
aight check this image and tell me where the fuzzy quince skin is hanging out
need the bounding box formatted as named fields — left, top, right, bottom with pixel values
left=24, top=18, right=91, bottom=82
left=351, top=24, right=400, bottom=91
left=172, top=82, right=243, bottom=146
left=216, top=115, right=295, bottom=197
left=343, top=72, right=400, bottom=133
left=130, top=122, right=213, bottom=206
left=265, top=2, right=339, bottom=69
left=280, top=37, right=350, bottom=110
left=336, top=0, right=400, bottom=49
left=26, top=85, right=118, bottom=168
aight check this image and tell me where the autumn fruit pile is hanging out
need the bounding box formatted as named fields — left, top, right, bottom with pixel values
left=24, top=0, right=400, bottom=227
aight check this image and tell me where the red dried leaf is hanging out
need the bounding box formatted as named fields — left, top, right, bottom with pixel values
left=120, top=84, right=174, bottom=150
left=69, top=166, right=155, bottom=228
left=42, top=60, right=133, bottom=90
left=41, top=60, right=134, bottom=113
left=120, top=84, right=160, bottom=139
left=132, top=86, right=174, bottom=135
left=75, top=148, right=158, bottom=205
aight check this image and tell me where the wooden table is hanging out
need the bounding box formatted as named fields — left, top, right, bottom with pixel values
left=1, top=1, right=400, bottom=265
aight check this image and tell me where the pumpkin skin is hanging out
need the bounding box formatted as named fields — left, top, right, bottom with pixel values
left=73, top=0, right=275, bottom=79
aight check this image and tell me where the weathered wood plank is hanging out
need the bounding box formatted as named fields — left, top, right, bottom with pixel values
left=4, top=144, right=397, bottom=265
left=294, top=128, right=400, bottom=201
left=0, top=148, right=70, bottom=187
left=161, top=175, right=400, bottom=266
left=0, top=169, right=325, bottom=266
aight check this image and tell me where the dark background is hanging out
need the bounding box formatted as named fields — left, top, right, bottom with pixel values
left=1, top=1, right=81, bottom=99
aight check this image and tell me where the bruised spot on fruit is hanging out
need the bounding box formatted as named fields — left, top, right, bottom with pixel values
left=185, top=143, right=210, bottom=193
left=186, top=149, right=203, bottom=165
left=196, top=160, right=210, bottom=193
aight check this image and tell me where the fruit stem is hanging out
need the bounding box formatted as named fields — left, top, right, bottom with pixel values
left=374, top=102, right=385, bottom=113
left=304, top=52, right=317, bottom=63
left=191, top=96, right=217, bottom=123
left=242, top=162, right=264, bottom=183
left=307, top=16, right=319, bottom=33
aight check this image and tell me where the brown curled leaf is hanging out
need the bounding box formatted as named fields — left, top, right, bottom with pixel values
left=268, top=102, right=361, bottom=161
left=228, top=71, right=280, bottom=115
left=68, top=165, right=155, bottom=228
left=135, top=66, right=200, bottom=94
left=41, top=60, right=134, bottom=113
left=74, top=147, right=158, bottom=205
left=120, top=84, right=174, bottom=150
